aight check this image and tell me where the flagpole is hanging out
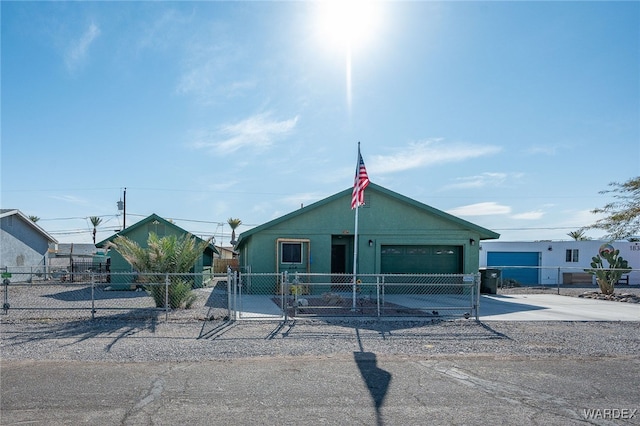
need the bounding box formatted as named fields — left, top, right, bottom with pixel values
left=352, top=143, right=360, bottom=310
left=352, top=201, right=359, bottom=310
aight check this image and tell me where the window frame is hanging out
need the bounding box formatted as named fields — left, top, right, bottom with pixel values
left=565, top=249, right=579, bottom=263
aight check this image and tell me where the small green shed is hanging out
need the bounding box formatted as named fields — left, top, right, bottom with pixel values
left=96, top=213, right=217, bottom=289
left=236, top=183, right=499, bottom=280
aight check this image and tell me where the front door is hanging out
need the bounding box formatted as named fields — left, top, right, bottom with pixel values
left=331, top=244, right=346, bottom=274
left=331, top=243, right=351, bottom=290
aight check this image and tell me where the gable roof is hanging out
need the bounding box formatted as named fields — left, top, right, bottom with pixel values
left=236, top=183, right=499, bottom=249
left=96, top=213, right=218, bottom=254
left=0, top=209, right=58, bottom=243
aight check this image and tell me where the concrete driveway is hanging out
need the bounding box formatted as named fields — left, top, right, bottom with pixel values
left=234, top=293, right=640, bottom=321
left=479, top=294, right=640, bottom=321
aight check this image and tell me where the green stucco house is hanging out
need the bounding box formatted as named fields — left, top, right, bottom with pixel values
left=236, top=183, right=499, bottom=279
left=96, top=213, right=217, bottom=289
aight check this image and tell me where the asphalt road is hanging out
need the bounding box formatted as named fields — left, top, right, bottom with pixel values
left=2, top=355, right=639, bottom=426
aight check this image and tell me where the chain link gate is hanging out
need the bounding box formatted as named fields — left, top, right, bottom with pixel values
left=230, top=272, right=480, bottom=320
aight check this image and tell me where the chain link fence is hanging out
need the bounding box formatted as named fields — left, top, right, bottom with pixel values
left=232, top=272, right=480, bottom=320
left=482, top=266, right=640, bottom=293
left=1, top=269, right=480, bottom=321
left=1, top=271, right=231, bottom=322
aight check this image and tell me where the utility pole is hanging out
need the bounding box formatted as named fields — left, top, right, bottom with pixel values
left=123, top=187, right=126, bottom=229
left=117, top=187, right=127, bottom=230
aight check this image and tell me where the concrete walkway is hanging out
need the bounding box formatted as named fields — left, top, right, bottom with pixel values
left=232, top=293, right=640, bottom=321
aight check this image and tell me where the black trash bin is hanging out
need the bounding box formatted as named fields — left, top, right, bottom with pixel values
left=480, top=268, right=500, bottom=294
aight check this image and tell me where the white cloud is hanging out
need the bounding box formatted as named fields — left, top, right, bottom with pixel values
left=176, top=59, right=216, bottom=97
left=442, top=172, right=525, bottom=190
left=280, top=192, right=331, bottom=208
left=65, top=22, right=100, bottom=72
left=137, top=9, right=190, bottom=52
left=526, top=145, right=558, bottom=156
left=447, top=202, right=511, bottom=216
left=175, top=28, right=255, bottom=104
left=191, top=112, right=299, bottom=154
left=369, top=139, right=501, bottom=174
left=48, top=194, right=89, bottom=205
left=512, top=210, right=545, bottom=220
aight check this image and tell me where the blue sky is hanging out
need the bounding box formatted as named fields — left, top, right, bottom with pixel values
left=2, top=1, right=639, bottom=245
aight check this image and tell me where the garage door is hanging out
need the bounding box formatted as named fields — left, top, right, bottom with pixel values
left=487, top=252, right=539, bottom=285
left=381, top=245, right=462, bottom=274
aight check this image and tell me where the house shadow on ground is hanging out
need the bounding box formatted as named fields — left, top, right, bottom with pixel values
left=476, top=294, right=548, bottom=316
left=1, top=311, right=165, bottom=352
left=42, top=286, right=149, bottom=302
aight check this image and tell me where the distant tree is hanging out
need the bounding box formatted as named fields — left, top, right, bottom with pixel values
left=29, top=216, right=40, bottom=223
left=227, top=218, right=242, bottom=245
left=586, top=176, right=640, bottom=240
left=567, top=230, right=590, bottom=241
left=107, top=233, right=212, bottom=309
left=89, top=216, right=103, bottom=244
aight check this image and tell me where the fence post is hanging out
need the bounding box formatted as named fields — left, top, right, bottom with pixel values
left=165, top=273, right=169, bottom=321
left=380, top=275, right=385, bottom=313
left=283, top=272, right=288, bottom=321
left=234, top=271, right=240, bottom=319
left=475, top=273, right=481, bottom=321
left=2, top=276, right=9, bottom=314
left=91, top=273, right=96, bottom=320
left=227, top=269, right=232, bottom=321
left=293, top=272, right=299, bottom=316
left=376, top=276, right=380, bottom=317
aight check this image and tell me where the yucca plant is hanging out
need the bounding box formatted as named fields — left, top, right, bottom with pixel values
left=108, top=233, right=212, bottom=309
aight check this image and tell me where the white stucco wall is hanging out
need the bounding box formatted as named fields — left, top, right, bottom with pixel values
left=479, top=240, right=640, bottom=285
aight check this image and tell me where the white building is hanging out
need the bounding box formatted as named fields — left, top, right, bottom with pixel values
left=479, top=240, right=640, bottom=286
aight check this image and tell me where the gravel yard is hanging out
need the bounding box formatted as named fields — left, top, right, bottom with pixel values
left=499, top=284, right=640, bottom=302
left=2, top=317, right=639, bottom=363
left=498, top=283, right=640, bottom=297
left=2, top=284, right=638, bottom=363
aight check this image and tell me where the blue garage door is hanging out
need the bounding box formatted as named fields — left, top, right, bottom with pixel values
left=487, top=252, right=540, bottom=285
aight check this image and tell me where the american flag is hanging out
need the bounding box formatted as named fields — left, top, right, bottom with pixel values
left=351, top=149, right=370, bottom=209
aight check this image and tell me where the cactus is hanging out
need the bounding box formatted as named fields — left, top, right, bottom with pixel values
left=585, top=249, right=631, bottom=295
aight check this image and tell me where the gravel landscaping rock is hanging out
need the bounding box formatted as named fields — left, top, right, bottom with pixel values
left=2, top=317, right=639, bottom=363
left=498, top=284, right=640, bottom=299
left=2, top=284, right=638, bottom=363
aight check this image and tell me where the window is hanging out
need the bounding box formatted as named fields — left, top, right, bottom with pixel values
left=282, top=242, right=302, bottom=263
left=566, top=249, right=579, bottom=262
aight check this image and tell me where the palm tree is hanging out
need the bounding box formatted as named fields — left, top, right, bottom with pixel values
left=29, top=216, right=40, bottom=223
left=89, top=216, right=103, bottom=244
left=227, top=218, right=242, bottom=245
left=567, top=229, right=590, bottom=241
left=108, top=232, right=213, bottom=308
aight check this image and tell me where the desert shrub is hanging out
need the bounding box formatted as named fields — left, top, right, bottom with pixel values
left=145, top=278, right=197, bottom=309
left=501, top=278, right=521, bottom=288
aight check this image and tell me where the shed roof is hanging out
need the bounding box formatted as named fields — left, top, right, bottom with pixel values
left=55, top=243, right=99, bottom=256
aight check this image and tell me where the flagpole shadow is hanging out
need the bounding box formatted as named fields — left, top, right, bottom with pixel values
left=354, top=328, right=392, bottom=426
